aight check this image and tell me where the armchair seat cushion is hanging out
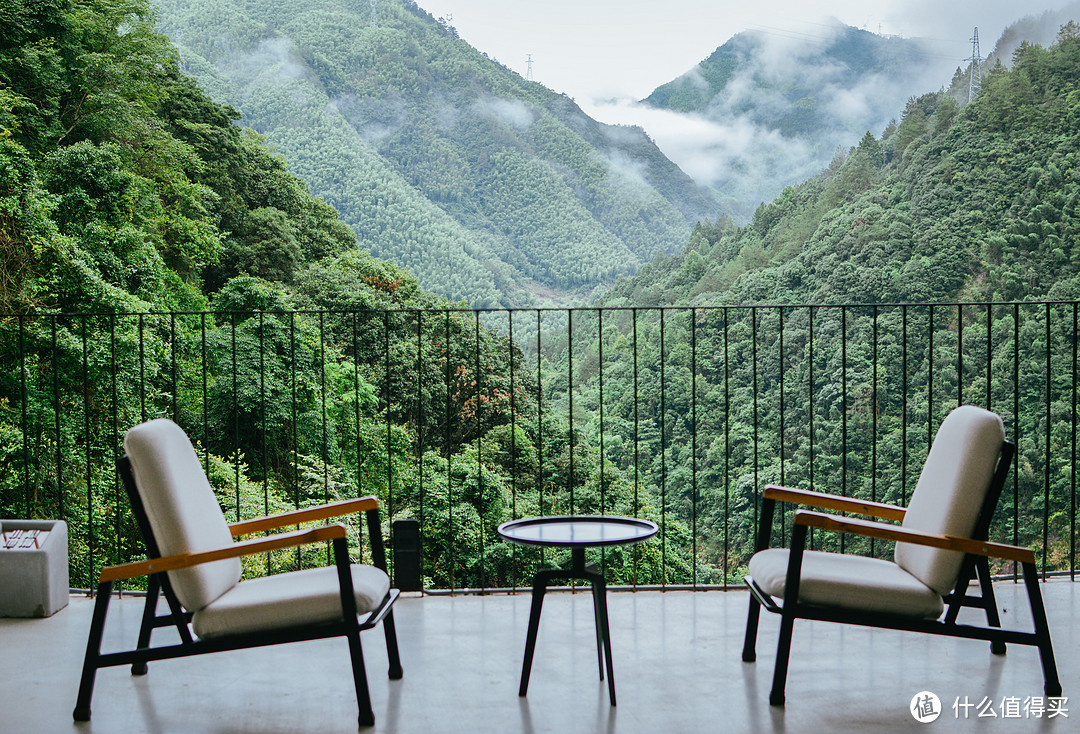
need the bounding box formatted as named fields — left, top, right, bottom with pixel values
left=193, top=564, right=390, bottom=639
left=749, top=549, right=944, bottom=619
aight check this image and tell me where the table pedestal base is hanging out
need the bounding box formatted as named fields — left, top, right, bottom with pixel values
left=518, top=547, right=616, bottom=705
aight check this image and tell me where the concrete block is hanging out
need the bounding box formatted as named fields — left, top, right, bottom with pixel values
left=0, top=520, right=69, bottom=618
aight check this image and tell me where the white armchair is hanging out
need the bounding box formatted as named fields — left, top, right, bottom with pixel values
left=73, top=418, right=402, bottom=727
left=742, top=405, right=1061, bottom=705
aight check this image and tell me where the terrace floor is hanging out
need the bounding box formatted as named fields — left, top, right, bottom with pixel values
left=2, top=581, right=1076, bottom=733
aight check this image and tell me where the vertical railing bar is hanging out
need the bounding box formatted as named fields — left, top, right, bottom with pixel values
left=536, top=310, right=543, bottom=569
left=779, top=306, right=785, bottom=489
left=751, top=307, right=759, bottom=549
left=958, top=303, right=964, bottom=407
left=386, top=311, right=394, bottom=534
left=52, top=316, right=64, bottom=520
left=170, top=312, right=178, bottom=422
left=598, top=309, right=605, bottom=517
left=633, top=308, right=639, bottom=527
left=18, top=314, right=28, bottom=517
left=446, top=311, right=455, bottom=590
left=1072, top=302, right=1077, bottom=580
left=987, top=304, right=993, bottom=411
left=509, top=310, right=517, bottom=589
left=872, top=305, right=878, bottom=558
left=231, top=314, right=239, bottom=521
left=201, top=313, right=208, bottom=477
left=138, top=314, right=146, bottom=422
left=659, top=309, right=666, bottom=587
left=902, top=305, right=908, bottom=504
left=691, top=307, right=698, bottom=590
left=1044, top=303, right=1051, bottom=579
left=82, top=316, right=94, bottom=590
left=809, top=306, right=814, bottom=494
left=416, top=311, right=424, bottom=539
left=109, top=313, right=120, bottom=572
left=475, top=311, right=484, bottom=590
left=928, top=305, right=934, bottom=453
left=568, top=310, right=574, bottom=514
left=293, top=312, right=300, bottom=567
left=1013, top=303, right=1020, bottom=580
left=319, top=311, right=329, bottom=565
left=350, top=312, right=358, bottom=500
left=841, top=306, right=847, bottom=555
left=260, top=311, right=268, bottom=574
left=723, top=308, right=730, bottom=585
left=15, top=315, right=29, bottom=515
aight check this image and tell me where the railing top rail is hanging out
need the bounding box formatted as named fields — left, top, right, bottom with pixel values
left=3, top=300, right=1080, bottom=319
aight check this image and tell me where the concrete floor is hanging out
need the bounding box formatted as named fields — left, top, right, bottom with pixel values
left=1, top=582, right=1075, bottom=733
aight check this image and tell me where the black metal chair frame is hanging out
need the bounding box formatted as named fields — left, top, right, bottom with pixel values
left=73, top=456, right=403, bottom=727
left=742, top=440, right=1062, bottom=705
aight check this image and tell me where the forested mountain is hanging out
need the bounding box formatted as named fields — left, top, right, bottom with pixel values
left=613, top=25, right=1080, bottom=308
left=150, top=0, right=720, bottom=307
left=642, top=22, right=960, bottom=218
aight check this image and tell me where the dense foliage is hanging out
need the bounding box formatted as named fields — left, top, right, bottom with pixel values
left=151, top=0, right=720, bottom=307
left=1, top=0, right=689, bottom=589
left=576, top=28, right=1080, bottom=573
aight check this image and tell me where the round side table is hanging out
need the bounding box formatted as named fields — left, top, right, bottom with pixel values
left=497, top=515, right=658, bottom=705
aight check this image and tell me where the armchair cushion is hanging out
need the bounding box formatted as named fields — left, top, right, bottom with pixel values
left=894, top=406, right=1005, bottom=594
left=193, top=564, right=391, bottom=639
left=749, top=549, right=944, bottom=619
left=124, top=419, right=241, bottom=611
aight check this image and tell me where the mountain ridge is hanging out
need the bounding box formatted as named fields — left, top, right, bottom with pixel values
left=155, top=0, right=721, bottom=307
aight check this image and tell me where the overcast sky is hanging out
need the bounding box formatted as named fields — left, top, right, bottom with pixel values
left=415, top=1, right=1073, bottom=102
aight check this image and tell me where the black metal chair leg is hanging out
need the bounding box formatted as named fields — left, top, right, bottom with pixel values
left=742, top=592, right=761, bottom=662
left=346, top=628, right=375, bottom=727
left=770, top=525, right=807, bottom=706
left=1022, top=563, right=1062, bottom=697
left=769, top=613, right=795, bottom=707
left=132, top=576, right=162, bottom=675
left=519, top=573, right=550, bottom=697
left=382, top=608, right=404, bottom=680
left=73, top=582, right=113, bottom=721
left=975, top=557, right=1007, bottom=655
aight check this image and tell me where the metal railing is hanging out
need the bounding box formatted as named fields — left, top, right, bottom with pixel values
left=1, top=302, right=1077, bottom=592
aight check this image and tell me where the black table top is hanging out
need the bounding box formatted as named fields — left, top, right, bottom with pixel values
left=497, top=515, right=658, bottom=548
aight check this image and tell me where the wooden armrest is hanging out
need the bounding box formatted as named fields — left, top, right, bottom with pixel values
left=763, top=485, right=906, bottom=521
left=793, top=510, right=1035, bottom=564
left=229, top=496, right=379, bottom=536
left=99, top=524, right=348, bottom=583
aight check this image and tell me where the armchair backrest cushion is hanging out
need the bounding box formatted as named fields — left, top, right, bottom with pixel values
left=894, top=405, right=1005, bottom=595
left=124, top=419, right=241, bottom=611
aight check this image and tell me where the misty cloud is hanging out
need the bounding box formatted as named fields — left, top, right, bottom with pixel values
left=586, top=99, right=815, bottom=218
left=601, top=149, right=653, bottom=200
left=592, top=20, right=968, bottom=219
left=473, top=96, right=536, bottom=130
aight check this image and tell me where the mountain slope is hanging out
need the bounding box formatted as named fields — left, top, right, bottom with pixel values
left=607, top=27, right=1080, bottom=309
left=154, top=0, right=720, bottom=306
left=642, top=22, right=960, bottom=218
